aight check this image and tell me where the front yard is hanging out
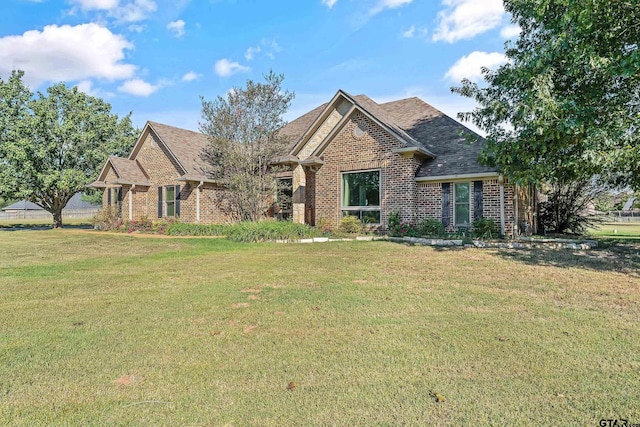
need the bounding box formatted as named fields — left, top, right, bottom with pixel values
left=0, top=230, right=638, bottom=425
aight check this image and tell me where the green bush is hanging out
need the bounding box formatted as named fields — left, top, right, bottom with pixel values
left=165, top=222, right=229, bottom=236
left=338, top=215, right=363, bottom=234
left=91, top=207, right=122, bottom=231
left=226, top=220, right=318, bottom=242
left=472, top=218, right=500, bottom=239
left=416, top=217, right=445, bottom=238
left=387, top=210, right=401, bottom=236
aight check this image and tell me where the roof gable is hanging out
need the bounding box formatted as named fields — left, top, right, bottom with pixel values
left=94, top=156, right=150, bottom=186
left=127, top=122, right=210, bottom=178
left=288, top=90, right=437, bottom=160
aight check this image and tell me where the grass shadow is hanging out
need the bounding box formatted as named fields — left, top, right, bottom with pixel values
left=492, top=239, right=640, bottom=275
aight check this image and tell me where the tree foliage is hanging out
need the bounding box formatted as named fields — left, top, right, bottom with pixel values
left=0, top=70, right=137, bottom=227
left=452, top=0, right=640, bottom=188
left=199, top=71, right=294, bottom=222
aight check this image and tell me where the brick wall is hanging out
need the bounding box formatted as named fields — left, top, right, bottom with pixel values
left=313, top=111, right=421, bottom=229
left=101, top=130, right=230, bottom=224
left=414, top=179, right=516, bottom=237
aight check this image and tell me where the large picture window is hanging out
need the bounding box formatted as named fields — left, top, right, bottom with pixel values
left=341, top=170, right=380, bottom=223
left=454, top=182, right=471, bottom=227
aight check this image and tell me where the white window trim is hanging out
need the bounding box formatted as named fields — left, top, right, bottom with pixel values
left=341, top=169, right=382, bottom=224
left=453, top=182, right=471, bottom=227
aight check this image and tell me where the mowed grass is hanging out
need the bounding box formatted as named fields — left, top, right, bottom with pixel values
left=0, top=217, right=91, bottom=229
left=0, top=231, right=639, bottom=426
left=591, top=222, right=640, bottom=240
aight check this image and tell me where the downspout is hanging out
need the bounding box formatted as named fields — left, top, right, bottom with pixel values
left=196, top=181, right=204, bottom=223
left=514, top=184, right=519, bottom=237
left=129, top=185, right=136, bottom=221
left=498, top=175, right=505, bottom=236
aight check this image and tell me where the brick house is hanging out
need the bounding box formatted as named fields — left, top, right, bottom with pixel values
left=91, top=90, right=533, bottom=236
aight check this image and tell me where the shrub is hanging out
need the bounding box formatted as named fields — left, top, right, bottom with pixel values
left=539, top=180, right=604, bottom=234
left=91, top=206, right=122, bottom=231
left=124, top=217, right=154, bottom=234
left=416, top=217, right=445, bottom=238
left=387, top=210, right=401, bottom=236
left=165, top=222, right=228, bottom=236
left=471, top=218, right=500, bottom=239
left=338, top=215, right=363, bottom=234
left=316, top=217, right=333, bottom=235
left=226, top=220, right=318, bottom=242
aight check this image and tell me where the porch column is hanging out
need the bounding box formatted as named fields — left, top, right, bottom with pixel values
left=128, top=186, right=133, bottom=220
left=195, top=181, right=204, bottom=223
left=292, top=164, right=306, bottom=224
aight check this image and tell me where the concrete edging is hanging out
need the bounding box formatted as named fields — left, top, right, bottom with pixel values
left=280, top=235, right=599, bottom=250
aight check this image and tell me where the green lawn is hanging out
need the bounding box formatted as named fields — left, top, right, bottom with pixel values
left=0, top=217, right=91, bottom=229
left=1, top=230, right=639, bottom=426
left=590, top=222, right=640, bottom=239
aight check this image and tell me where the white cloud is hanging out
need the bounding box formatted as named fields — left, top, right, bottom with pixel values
left=370, top=0, right=412, bottom=16
left=69, top=0, right=119, bottom=10
left=500, top=24, right=521, bottom=39
left=76, top=79, right=98, bottom=96
left=0, top=23, right=136, bottom=87
left=401, top=24, right=427, bottom=39
left=243, top=39, right=282, bottom=62
left=167, top=19, right=185, bottom=38
left=322, top=0, right=338, bottom=8
left=111, top=0, right=157, bottom=23
left=402, top=25, right=415, bottom=38
left=445, top=51, right=507, bottom=82
left=214, top=59, right=250, bottom=77
left=433, top=0, right=505, bottom=43
left=181, top=71, right=201, bottom=82
left=244, top=45, right=261, bottom=61
left=117, top=78, right=161, bottom=96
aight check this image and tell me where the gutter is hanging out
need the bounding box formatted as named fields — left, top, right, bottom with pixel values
left=415, top=172, right=499, bottom=183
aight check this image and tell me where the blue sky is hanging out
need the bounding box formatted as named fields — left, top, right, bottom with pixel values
left=0, top=0, right=518, bottom=133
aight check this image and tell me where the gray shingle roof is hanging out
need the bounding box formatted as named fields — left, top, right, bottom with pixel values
left=109, top=157, right=150, bottom=184
left=280, top=103, right=328, bottom=151
left=280, top=92, right=495, bottom=178
left=379, top=98, right=496, bottom=178
left=137, top=92, right=494, bottom=181
left=2, top=193, right=99, bottom=211
left=148, top=121, right=210, bottom=177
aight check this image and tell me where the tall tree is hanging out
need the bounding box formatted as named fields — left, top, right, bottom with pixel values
left=0, top=70, right=137, bottom=227
left=200, top=71, right=295, bottom=221
left=452, top=0, right=640, bottom=188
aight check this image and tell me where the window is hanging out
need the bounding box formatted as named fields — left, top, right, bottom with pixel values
left=108, top=188, right=121, bottom=211
left=341, top=170, right=380, bottom=224
left=275, top=178, right=293, bottom=220
left=454, top=182, right=471, bottom=226
left=165, top=186, right=176, bottom=217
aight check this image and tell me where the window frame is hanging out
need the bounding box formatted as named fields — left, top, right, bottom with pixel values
left=165, top=185, right=176, bottom=217
left=340, top=169, right=381, bottom=224
left=453, top=182, right=471, bottom=227
left=275, top=177, right=293, bottom=220
left=108, top=187, right=121, bottom=211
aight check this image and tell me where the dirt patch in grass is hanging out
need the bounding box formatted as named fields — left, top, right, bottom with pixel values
left=114, top=375, right=141, bottom=386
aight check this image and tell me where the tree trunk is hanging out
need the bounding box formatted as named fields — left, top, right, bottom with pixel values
left=52, top=209, right=63, bottom=228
